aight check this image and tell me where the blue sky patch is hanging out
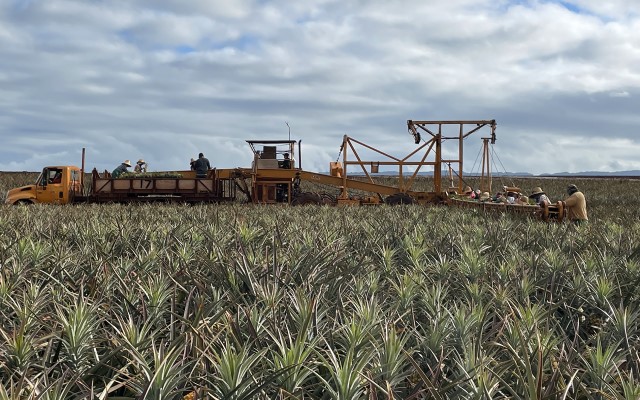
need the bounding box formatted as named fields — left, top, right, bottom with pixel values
left=175, top=45, right=195, bottom=54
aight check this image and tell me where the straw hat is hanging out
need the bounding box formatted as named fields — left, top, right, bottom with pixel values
left=531, top=187, right=545, bottom=195
left=137, top=159, right=145, bottom=164
left=464, top=186, right=472, bottom=194
left=123, top=160, right=132, bottom=167
left=480, top=192, right=491, bottom=201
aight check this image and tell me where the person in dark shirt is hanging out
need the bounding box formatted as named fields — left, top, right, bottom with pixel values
left=193, top=153, right=211, bottom=178
left=112, top=160, right=131, bottom=178
left=281, top=153, right=291, bottom=169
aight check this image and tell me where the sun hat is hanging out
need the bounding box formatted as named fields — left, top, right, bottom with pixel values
left=137, top=159, right=145, bottom=164
left=464, top=186, right=472, bottom=194
left=480, top=192, right=491, bottom=201
left=531, top=187, right=545, bottom=195
left=123, top=160, right=132, bottom=167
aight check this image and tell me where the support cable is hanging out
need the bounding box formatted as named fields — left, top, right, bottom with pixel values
left=445, top=161, right=476, bottom=192
left=469, top=145, right=483, bottom=180
left=490, top=145, right=514, bottom=190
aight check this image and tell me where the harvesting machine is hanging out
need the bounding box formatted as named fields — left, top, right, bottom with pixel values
left=4, top=119, right=566, bottom=222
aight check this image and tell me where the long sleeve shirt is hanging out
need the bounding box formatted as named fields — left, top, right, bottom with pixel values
left=194, top=157, right=211, bottom=177
left=112, top=164, right=128, bottom=178
left=564, top=191, right=588, bottom=221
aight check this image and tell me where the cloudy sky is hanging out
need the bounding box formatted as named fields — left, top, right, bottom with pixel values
left=1, top=0, right=639, bottom=175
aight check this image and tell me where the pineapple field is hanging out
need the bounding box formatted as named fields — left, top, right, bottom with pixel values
left=1, top=172, right=640, bottom=399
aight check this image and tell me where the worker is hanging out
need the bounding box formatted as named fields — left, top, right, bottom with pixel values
left=281, top=153, right=292, bottom=169
left=134, top=159, right=147, bottom=173
left=112, top=160, right=131, bottom=178
left=463, top=186, right=475, bottom=198
left=190, top=158, right=196, bottom=171
left=530, top=187, right=551, bottom=206
left=493, top=192, right=508, bottom=204
left=50, top=170, right=62, bottom=184
left=193, top=152, right=211, bottom=178
left=564, top=184, right=588, bottom=225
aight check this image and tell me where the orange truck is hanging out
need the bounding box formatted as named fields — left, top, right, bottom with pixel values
left=5, top=166, right=83, bottom=205
left=5, top=165, right=236, bottom=205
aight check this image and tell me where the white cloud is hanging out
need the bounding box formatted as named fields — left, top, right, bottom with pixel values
left=610, top=91, right=630, bottom=97
left=0, top=0, right=639, bottom=175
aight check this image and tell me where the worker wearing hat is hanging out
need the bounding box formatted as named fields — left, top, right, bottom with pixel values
left=463, top=186, right=476, bottom=199
left=111, top=160, right=131, bottom=178
left=530, top=187, right=551, bottom=206
left=134, top=159, right=147, bottom=173
left=564, top=184, right=588, bottom=225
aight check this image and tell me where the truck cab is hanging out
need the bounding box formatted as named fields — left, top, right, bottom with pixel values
left=5, top=166, right=83, bottom=205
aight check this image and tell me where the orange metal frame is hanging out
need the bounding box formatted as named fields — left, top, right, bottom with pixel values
left=338, top=120, right=497, bottom=199
left=407, top=120, right=496, bottom=194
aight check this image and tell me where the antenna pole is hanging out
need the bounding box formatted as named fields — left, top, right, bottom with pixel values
left=286, top=121, right=291, bottom=142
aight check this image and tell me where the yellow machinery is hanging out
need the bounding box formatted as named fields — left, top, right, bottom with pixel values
left=3, top=118, right=565, bottom=220
left=215, top=120, right=499, bottom=206
left=4, top=119, right=499, bottom=206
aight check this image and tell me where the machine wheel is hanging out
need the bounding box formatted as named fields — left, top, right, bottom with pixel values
left=555, top=201, right=565, bottom=222
left=292, top=192, right=322, bottom=205
left=385, top=193, right=415, bottom=205
left=539, top=201, right=550, bottom=221
left=15, top=199, right=34, bottom=206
